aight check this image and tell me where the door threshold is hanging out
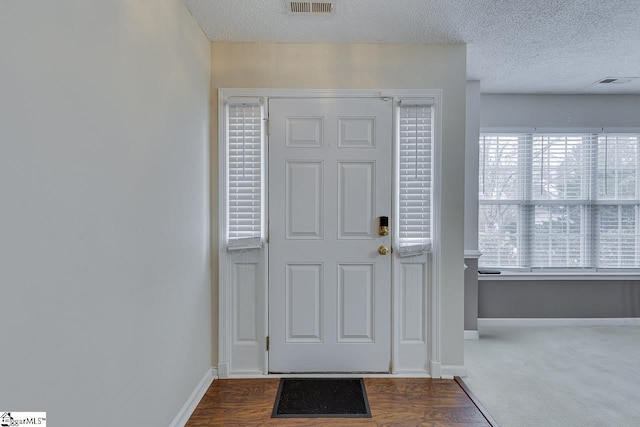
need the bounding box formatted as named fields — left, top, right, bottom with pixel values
left=224, top=372, right=433, bottom=379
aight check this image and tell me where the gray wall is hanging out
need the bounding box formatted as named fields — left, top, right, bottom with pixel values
left=0, top=1, right=212, bottom=425
left=463, top=82, right=481, bottom=331
left=481, top=94, right=640, bottom=129
left=464, top=258, right=479, bottom=329
left=479, top=280, right=640, bottom=318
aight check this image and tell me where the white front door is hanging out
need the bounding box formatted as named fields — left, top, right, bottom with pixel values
left=268, top=98, right=392, bottom=373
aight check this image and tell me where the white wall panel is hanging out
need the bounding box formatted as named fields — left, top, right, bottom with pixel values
left=401, top=263, right=425, bottom=343
left=230, top=259, right=264, bottom=373
left=395, top=257, right=429, bottom=373
left=233, top=263, right=258, bottom=343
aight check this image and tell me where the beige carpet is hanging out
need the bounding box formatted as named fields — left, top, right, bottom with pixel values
left=464, top=323, right=640, bottom=427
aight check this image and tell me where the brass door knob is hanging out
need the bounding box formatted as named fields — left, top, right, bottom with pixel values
left=378, top=245, right=389, bottom=255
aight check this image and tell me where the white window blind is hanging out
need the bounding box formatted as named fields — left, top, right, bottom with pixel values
left=397, top=103, right=433, bottom=256
left=596, top=134, right=640, bottom=268
left=226, top=100, right=264, bottom=250
left=479, top=132, right=640, bottom=271
left=479, top=134, right=529, bottom=267
left=530, top=134, right=595, bottom=268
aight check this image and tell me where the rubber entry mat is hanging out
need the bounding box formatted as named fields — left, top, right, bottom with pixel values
left=272, top=378, right=372, bottom=418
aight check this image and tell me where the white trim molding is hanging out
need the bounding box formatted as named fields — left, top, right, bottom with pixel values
left=217, top=362, right=229, bottom=379
left=464, top=330, right=480, bottom=340
left=478, top=272, right=640, bottom=281
left=441, top=365, right=467, bottom=378
left=479, top=318, right=640, bottom=327
left=170, top=368, right=216, bottom=427
left=220, top=372, right=434, bottom=379
left=429, top=361, right=441, bottom=378
left=464, top=250, right=482, bottom=259
left=218, top=88, right=443, bottom=378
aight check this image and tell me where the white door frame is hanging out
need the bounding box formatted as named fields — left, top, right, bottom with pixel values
left=217, top=88, right=443, bottom=378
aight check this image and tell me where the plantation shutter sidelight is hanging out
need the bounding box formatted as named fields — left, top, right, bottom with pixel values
left=397, top=102, right=433, bottom=256
left=226, top=100, right=264, bottom=250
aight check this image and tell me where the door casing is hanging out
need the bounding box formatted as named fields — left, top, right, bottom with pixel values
left=217, top=89, right=443, bottom=378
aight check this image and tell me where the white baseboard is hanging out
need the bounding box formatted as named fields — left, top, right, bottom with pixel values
left=217, top=362, right=230, bottom=378
left=170, top=367, right=216, bottom=427
left=226, top=370, right=266, bottom=378
left=433, top=360, right=469, bottom=379
left=479, top=318, right=640, bottom=327
left=464, top=330, right=479, bottom=340
left=429, top=360, right=441, bottom=378
left=393, top=370, right=431, bottom=377
left=441, top=364, right=467, bottom=378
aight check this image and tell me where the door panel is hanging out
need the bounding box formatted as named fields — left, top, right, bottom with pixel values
left=268, top=98, right=392, bottom=373
left=338, top=118, right=375, bottom=148
left=338, top=162, right=375, bottom=239
left=286, top=117, right=323, bottom=148
left=337, top=263, right=374, bottom=342
left=286, top=161, right=324, bottom=239
left=286, top=263, right=323, bottom=342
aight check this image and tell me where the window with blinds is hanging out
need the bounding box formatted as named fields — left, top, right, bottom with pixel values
left=226, top=100, right=264, bottom=250
left=596, top=134, right=640, bottom=268
left=397, top=103, right=433, bottom=256
left=479, top=134, right=528, bottom=267
left=479, top=132, right=640, bottom=270
left=530, top=134, right=595, bottom=268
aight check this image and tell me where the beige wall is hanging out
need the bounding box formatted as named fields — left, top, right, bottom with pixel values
left=0, top=1, right=211, bottom=425
left=210, top=43, right=467, bottom=366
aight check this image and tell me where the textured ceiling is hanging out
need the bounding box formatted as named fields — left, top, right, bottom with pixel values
left=182, top=0, right=640, bottom=94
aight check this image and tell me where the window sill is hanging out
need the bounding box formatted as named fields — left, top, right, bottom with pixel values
left=478, top=271, right=640, bottom=281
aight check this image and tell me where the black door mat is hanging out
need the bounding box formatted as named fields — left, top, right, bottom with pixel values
left=272, top=378, right=372, bottom=418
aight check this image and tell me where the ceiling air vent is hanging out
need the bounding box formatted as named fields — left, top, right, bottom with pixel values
left=287, top=1, right=336, bottom=14
left=596, top=77, right=639, bottom=84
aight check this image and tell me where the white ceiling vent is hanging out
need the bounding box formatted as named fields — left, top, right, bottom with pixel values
left=596, top=77, right=639, bottom=84
left=286, top=1, right=336, bottom=14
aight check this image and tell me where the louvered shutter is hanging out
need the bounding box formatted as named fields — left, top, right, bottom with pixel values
left=226, top=100, right=264, bottom=250
left=397, top=102, right=433, bottom=256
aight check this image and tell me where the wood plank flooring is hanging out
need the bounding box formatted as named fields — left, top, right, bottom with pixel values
left=187, top=378, right=493, bottom=426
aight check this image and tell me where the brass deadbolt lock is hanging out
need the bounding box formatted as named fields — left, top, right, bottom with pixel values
left=379, top=216, right=389, bottom=236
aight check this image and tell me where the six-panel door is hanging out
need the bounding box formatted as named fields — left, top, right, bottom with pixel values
left=268, top=98, right=392, bottom=372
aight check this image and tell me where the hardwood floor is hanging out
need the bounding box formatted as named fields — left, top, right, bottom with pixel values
left=187, top=378, right=494, bottom=426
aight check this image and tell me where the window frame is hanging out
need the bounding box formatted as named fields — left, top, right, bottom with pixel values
left=479, top=130, right=640, bottom=276
left=395, top=100, right=434, bottom=256
left=223, top=97, right=267, bottom=251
